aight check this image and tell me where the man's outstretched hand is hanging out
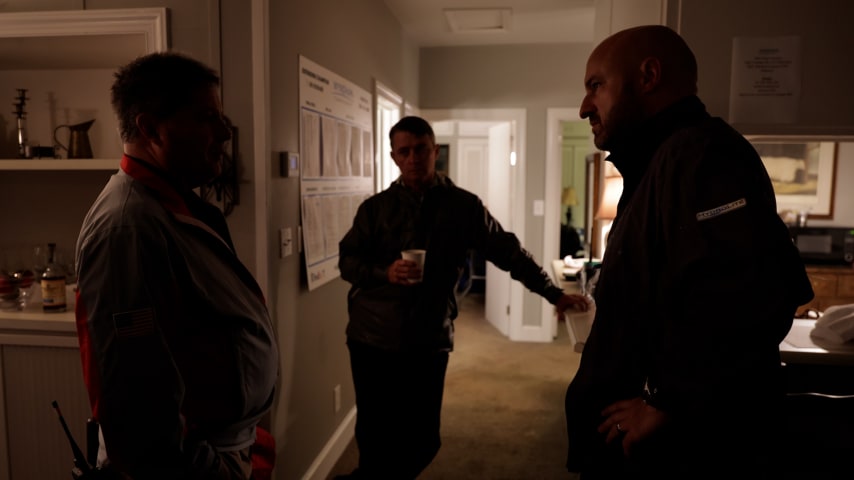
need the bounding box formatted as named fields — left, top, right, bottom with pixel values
left=555, top=294, right=592, bottom=317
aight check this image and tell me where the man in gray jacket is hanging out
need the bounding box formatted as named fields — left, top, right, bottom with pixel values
left=75, top=52, right=278, bottom=479
left=337, top=115, right=588, bottom=479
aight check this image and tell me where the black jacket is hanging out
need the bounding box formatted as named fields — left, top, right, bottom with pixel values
left=339, top=174, right=564, bottom=352
left=565, top=96, right=814, bottom=474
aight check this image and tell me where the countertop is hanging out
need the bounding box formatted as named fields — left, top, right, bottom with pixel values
left=781, top=318, right=854, bottom=366
left=0, top=284, right=77, bottom=346
left=0, top=304, right=75, bottom=333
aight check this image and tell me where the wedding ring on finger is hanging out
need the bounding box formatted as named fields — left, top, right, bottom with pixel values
left=616, top=423, right=623, bottom=433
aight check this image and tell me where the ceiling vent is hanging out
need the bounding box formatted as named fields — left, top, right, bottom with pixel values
left=443, top=8, right=512, bottom=34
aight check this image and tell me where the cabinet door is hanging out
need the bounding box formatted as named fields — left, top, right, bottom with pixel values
left=2, top=345, right=89, bottom=480
left=835, top=274, right=854, bottom=297
left=808, top=273, right=838, bottom=298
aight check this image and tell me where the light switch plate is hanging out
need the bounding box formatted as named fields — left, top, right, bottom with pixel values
left=279, top=227, right=293, bottom=257
left=279, top=151, right=300, bottom=177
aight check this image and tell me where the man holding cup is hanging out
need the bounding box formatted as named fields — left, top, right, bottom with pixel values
left=337, top=116, right=589, bottom=479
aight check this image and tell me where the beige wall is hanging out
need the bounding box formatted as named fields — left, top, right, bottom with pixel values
left=267, top=1, right=419, bottom=478
left=5, top=1, right=854, bottom=479
left=672, top=0, right=854, bottom=136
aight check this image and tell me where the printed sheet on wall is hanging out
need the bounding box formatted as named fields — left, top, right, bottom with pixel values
left=299, top=55, right=374, bottom=290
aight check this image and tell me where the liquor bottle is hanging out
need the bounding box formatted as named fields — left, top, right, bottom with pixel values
left=41, top=243, right=67, bottom=313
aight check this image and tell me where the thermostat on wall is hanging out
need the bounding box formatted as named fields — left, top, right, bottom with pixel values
left=279, top=151, right=300, bottom=177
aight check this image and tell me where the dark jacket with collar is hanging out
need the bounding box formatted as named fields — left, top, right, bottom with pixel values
left=565, top=96, right=813, bottom=474
left=339, top=174, right=564, bottom=352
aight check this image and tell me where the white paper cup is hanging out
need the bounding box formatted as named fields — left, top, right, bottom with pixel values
left=401, top=249, right=426, bottom=283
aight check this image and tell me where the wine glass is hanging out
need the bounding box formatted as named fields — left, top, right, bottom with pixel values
left=0, top=249, right=19, bottom=311
left=1, top=247, right=37, bottom=311
left=32, top=244, right=47, bottom=278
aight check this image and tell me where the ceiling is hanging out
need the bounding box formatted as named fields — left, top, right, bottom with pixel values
left=383, top=0, right=596, bottom=47
left=0, top=2, right=595, bottom=69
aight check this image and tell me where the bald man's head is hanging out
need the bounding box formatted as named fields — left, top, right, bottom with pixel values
left=580, top=25, right=698, bottom=151
left=598, top=25, right=698, bottom=97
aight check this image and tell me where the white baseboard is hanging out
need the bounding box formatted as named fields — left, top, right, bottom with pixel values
left=301, top=406, right=356, bottom=480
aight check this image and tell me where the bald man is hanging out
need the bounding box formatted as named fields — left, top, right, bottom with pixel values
left=563, top=25, right=813, bottom=478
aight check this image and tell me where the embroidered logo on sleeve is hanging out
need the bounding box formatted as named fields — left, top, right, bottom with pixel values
left=696, top=198, right=747, bottom=221
left=113, top=308, right=156, bottom=338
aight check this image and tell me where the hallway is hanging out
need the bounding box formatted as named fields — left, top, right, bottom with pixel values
left=328, top=294, right=583, bottom=479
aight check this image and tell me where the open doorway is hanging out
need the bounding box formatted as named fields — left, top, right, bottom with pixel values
left=543, top=108, right=595, bottom=336
left=421, top=109, right=538, bottom=341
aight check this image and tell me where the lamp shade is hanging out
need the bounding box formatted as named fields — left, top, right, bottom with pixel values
left=595, top=176, right=623, bottom=220
left=561, top=186, right=578, bottom=206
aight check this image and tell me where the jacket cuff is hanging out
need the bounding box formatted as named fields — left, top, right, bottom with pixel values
left=545, top=286, right=565, bottom=305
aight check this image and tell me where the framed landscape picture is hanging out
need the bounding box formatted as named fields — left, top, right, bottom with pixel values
left=747, top=137, right=837, bottom=219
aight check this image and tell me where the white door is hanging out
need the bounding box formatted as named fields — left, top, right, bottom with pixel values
left=485, top=122, right=512, bottom=336
left=454, top=138, right=488, bottom=199
left=421, top=108, right=527, bottom=341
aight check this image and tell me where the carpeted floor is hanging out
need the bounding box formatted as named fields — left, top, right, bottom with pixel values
left=327, top=293, right=582, bottom=479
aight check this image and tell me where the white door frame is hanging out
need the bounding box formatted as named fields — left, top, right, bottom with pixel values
left=543, top=108, right=582, bottom=337
left=485, top=122, right=513, bottom=336
left=421, top=108, right=527, bottom=341
left=374, top=81, right=403, bottom=193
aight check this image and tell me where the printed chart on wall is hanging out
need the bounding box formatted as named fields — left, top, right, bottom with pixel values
left=299, top=55, right=374, bottom=291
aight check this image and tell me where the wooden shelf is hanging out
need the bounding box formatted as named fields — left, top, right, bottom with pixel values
left=0, top=159, right=116, bottom=170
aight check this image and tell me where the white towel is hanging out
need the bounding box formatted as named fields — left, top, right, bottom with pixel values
left=811, top=304, right=854, bottom=345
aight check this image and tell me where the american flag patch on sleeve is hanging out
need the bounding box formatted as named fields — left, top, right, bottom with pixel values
left=113, top=308, right=156, bottom=338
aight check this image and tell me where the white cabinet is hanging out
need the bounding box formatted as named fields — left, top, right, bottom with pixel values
left=0, top=9, right=168, bottom=479
left=0, top=286, right=81, bottom=479
left=0, top=341, right=87, bottom=480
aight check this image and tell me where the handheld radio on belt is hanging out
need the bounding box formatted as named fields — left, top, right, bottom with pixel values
left=52, top=400, right=92, bottom=478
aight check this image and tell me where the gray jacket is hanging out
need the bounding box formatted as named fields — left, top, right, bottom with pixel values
left=75, top=156, right=279, bottom=478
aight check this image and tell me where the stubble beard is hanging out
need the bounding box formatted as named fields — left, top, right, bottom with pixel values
left=597, top=89, right=644, bottom=154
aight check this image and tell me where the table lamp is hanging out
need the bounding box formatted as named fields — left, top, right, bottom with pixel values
left=595, top=174, right=623, bottom=257
left=561, top=186, right=578, bottom=207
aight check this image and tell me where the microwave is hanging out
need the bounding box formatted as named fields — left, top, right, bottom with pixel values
left=789, top=226, right=854, bottom=265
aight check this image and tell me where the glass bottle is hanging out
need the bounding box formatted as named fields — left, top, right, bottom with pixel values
left=41, top=242, right=67, bottom=313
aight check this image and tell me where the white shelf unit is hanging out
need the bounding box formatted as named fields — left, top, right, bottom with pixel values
left=0, top=159, right=116, bottom=170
